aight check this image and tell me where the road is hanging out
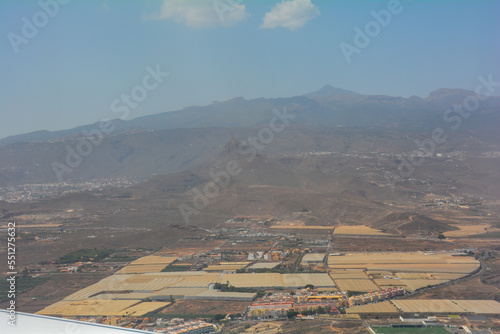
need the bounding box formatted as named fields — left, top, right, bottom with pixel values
left=399, top=257, right=487, bottom=299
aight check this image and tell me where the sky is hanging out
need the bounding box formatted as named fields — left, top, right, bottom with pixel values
left=1, top=0, right=499, bottom=139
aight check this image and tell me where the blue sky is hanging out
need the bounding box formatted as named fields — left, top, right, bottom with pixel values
left=1, top=0, right=499, bottom=139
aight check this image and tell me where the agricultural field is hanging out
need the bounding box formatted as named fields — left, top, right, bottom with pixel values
left=428, top=273, right=466, bottom=280
left=452, top=300, right=500, bottom=314
left=329, top=269, right=369, bottom=279
left=373, top=279, right=406, bottom=288
left=116, top=255, right=177, bottom=274
left=116, top=264, right=171, bottom=274
left=62, top=272, right=222, bottom=301
left=394, top=273, right=430, bottom=279
left=204, top=264, right=248, bottom=271
left=392, top=300, right=468, bottom=314
left=399, top=279, right=448, bottom=291
left=248, top=262, right=281, bottom=270
left=128, top=255, right=177, bottom=265
left=329, top=252, right=479, bottom=292
left=366, top=271, right=393, bottom=278
left=346, top=301, right=398, bottom=314
left=334, top=225, right=392, bottom=236
left=327, top=252, right=480, bottom=274
left=37, top=300, right=169, bottom=317
left=334, top=279, right=380, bottom=292
left=330, top=263, right=479, bottom=273
left=302, top=253, right=326, bottom=264
left=221, top=273, right=336, bottom=288
left=444, top=224, right=500, bottom=238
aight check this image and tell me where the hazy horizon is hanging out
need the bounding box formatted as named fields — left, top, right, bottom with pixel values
left=1, top=0, right=499, bottom=138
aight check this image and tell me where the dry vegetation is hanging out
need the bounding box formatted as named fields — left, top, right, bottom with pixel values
left=159, top=299, right=250, bottom=316
left=334, top=225, right=391, bottom=236
left=444, top=224, right=500, bottom=237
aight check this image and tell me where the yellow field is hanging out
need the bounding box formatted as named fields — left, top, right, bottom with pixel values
left=328, top=252, right=479, bottom=274
left=327, top=252, right=479, bottom=293
left=334, top=279, right=380, bottom=292
left=334, top=225, right=391, bottom=236
left=452, top=300, right=500, bottom=314
left=115, top=255, right=178, bottom=274
left=88, top=292, right=155, bottom=300
left=395, top=273, right=430, bottom=279
left=118, top=302, right=170, bottom=316
left=204, top=264, right=248, bottom=271
left=116, top=264, right=170, bottom=274
left=328, top=252, right=478, bottom=265
left=329, top=270, right=368, bottom=279
left=373, top=279, right=406, bottom=288
left=399, top=279, right=448, bottom=291
left=392, top=300, right=467, bottom=313
left=349, top=300, right=500, bottom=315
left=429, top=273, right=466, bottom=280
left=331, top=263, right=479, bottom=273
left=221, top=273, right=336, bottom=288
left=128, top=255, right=177, bottom=265
left=444, top=225, right=500, bottom=237
left=346, top=301, right=398, bottom=314
left=37, top=300, right=169, bottom=317
left=302, top=253, right=327, bottom=263
left=63, top=272, right=221, bottom=301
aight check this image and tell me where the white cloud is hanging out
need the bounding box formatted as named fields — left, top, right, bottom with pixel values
left=148, top=0, right=248, bottom=28
left=261, top=0, right=320, bottom=31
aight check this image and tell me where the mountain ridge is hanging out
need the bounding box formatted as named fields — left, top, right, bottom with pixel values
left=2, top=86, right=497, bottom=147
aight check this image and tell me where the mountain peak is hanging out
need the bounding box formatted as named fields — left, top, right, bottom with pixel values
left=426, top=88, right=473, bottom=102
left=305, top=85, right=359, bottom=97
left=221, top=137, right=241, bottom=156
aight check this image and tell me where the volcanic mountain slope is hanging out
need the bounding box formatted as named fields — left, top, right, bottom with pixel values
left=3, top=86, right=499, bottom=147
left=96, top=138, right=429, bottom=228
left=3, top=130, right=498, bottom=231
left=372, top=212, right=459, bottom=236
left=1, top=86, right=499, bottom=186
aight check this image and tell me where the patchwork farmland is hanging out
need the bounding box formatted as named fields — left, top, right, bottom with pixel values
left=328, top=252, right=480, bottom=292
left=221, top=273, right=336, bottom=289
left=37, top=300, right=170, bottom=317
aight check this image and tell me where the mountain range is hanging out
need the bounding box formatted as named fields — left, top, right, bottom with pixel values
left=1, top=85, right=499, bottom=187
